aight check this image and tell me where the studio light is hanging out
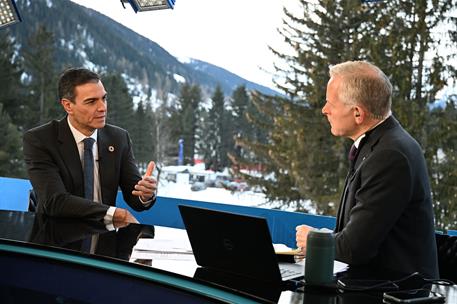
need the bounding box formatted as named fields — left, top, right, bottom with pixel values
left=0, top=0, right=21, bottom=29
left=122, top=0, right=176, bottom=13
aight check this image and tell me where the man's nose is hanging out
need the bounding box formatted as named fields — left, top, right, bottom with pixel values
left=96, top=99, right=107, bottom=111
left=322, top=102, right=328, bottom=115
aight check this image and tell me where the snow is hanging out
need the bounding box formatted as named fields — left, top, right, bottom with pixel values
left=156, top=164, right=314, bottom=212
left=158, top=181, right=267, bottom=207
left=173, top=73, right=186, bottom=84
left=176, top=56, right=192, bottom=64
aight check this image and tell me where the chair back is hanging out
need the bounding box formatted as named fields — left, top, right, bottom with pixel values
left=436, top=233, right=457, bottom=283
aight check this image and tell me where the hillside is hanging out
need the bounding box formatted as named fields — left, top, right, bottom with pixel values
left=10, top=0, right=280, bottom=97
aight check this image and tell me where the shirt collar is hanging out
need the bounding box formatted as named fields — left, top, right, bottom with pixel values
left=353, top=112, right=391, bottom=148
left=67, top=116, right=98, bottom=144
left=353, top=134, right=366, bottom=149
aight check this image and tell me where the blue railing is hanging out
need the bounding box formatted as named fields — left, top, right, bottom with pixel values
left=0, top=177, right=335, bottom=247
left=117, top=196, right=336, bottom=247
left=1, top=177, right=455, bottom=247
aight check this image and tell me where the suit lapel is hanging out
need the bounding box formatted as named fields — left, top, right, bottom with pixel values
left=97, top=129, right=116, bottom=204
left=57, top=118, right=84, bottom=194
left=335, top=172, right=351, bottom=232
left=335, top=116, right=399, bottom=231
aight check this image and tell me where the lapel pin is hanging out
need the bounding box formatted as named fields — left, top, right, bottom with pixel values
left=108, top=146, right=115, bottom=152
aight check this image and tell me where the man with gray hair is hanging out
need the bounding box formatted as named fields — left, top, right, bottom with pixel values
left=296, top=61, right=438, bottom=279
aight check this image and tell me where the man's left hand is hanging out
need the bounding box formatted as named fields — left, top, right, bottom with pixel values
left=132, top=161, right=157, bottom=201
left=296, top=224, right=313, bottom=255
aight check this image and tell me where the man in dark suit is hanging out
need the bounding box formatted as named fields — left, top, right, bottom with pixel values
left=296, top=61, right=439, bottom=279
left=23, top=68, right=157, bottom=223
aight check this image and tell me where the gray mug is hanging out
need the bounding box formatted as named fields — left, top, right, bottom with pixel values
left=304, top=229, right=335, bottom=285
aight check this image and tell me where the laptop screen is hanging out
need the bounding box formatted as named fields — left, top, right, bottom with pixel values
left=178, top=204, right=284, bottom=284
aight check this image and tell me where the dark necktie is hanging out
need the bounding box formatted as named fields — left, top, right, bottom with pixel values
left=83, top=137, right=95, bottom=200
left=336, top=144, right=359, bottom=232
left=348, top=144, right=358, bottom=162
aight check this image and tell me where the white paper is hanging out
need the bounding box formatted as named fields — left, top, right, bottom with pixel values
left=133, top=238, right=192, bottom=254
left=333, top=260, right=348, bottom=273
left=273, top=243, right=292, bottom=252
left=130, top=249, right=195, bottom=261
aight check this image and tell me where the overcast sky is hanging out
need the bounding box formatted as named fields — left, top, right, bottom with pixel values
left=70, top=0, right=292, bottom=89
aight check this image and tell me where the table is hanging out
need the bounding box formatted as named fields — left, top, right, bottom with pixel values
left=0, top=210, right=455, bottom=303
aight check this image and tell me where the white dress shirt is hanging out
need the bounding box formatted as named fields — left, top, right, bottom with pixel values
left=67, top=117, right=116, bottom=222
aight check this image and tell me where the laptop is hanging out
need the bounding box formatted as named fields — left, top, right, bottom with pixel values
left=178, top=205, right=304, bottom=286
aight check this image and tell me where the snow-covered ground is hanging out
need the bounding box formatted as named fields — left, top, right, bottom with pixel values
left=158, top=180, right=267, bottom=207
left=156, top=164, right=314, bottom=212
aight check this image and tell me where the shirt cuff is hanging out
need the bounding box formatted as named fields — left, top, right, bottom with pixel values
left=139, top=194, right=154, bottom=206
left=104, top=207, right=116, bottom=231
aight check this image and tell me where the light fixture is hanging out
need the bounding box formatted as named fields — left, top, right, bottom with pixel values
left=121, top=0, right=176, bottom=13
left=0, top=0, right=21, bottom=29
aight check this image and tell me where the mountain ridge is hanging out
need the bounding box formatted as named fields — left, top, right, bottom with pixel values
left=10, top=0, right=280, bottom=97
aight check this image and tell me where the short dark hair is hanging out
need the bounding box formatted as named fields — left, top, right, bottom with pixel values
left=58, top=68, right=100, bottom=102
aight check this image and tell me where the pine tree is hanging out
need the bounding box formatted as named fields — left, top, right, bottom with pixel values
left=152, top=74, right=176, bottom=166
left=235, top=0, right=374, bottom=213
left=131, top=101, right=154, bottom=172
left=103, top=73, right=135, bottom=133
left=232, top=92, right=305, bottom=208
left=427, top=100, right=457, bottom=231
left=366, top=1, right=455, bottom=228
left=175, top=83, right=202, bottom=165
left=22, top=24, right=60, bottom=128
left=235, top=0, right=456, bottom=216
left=0, top=30, right=25, bottom=130
left=230, top=85, right=252, bottom=162
left=201, top=85, right=225, bottom=171
left=0, top=104, right=25, bottom=178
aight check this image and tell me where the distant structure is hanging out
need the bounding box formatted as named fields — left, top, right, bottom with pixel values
left=178, top=139, right=184, bottom=166
left=121, top=0, right=176, bottom=13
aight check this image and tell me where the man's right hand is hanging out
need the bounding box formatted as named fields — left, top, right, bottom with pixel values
left=113, top=208, right=139, bottom=228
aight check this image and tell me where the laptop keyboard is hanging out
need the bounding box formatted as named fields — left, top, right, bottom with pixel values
left=280, top=267, right=302, bottom=277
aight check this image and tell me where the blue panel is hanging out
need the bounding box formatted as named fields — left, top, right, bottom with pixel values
left=0, top=176, right=337, bottom=248
left=0, top=177, right=31, bottom=212
left=447, top=230, right=457, bottom=236
left=116, top=193, right=336, bottom=248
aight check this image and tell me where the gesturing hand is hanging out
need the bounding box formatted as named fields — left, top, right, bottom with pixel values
left=132, top=161, right=157, bottom=201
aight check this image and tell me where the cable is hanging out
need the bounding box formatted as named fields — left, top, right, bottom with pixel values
left=336, top=272, right=454, bottom=292
left=337, top=279, right=399, bottom=292
left=398, top=272, right=455, bottom=286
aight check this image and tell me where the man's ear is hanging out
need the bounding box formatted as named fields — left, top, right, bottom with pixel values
left=61, top=99, right=73, bottom=114
left=354, top=106, right=365, bottom=123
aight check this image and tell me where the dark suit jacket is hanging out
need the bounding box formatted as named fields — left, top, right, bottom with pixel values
left=334, top=116, right=439, bottom=279
left=29, top=214, right=155, bottom=260
left=23, top=117, right=154, bottom=220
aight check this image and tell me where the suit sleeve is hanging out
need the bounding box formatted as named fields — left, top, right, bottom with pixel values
left=118, top=131, right=155, bottom=211
left=23, top=130, right=109, bottom=220
left=334, top=149, right=413, bottom=265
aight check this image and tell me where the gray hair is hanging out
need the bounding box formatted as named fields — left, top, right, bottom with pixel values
left=329, top=61, right=392, bottom=119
